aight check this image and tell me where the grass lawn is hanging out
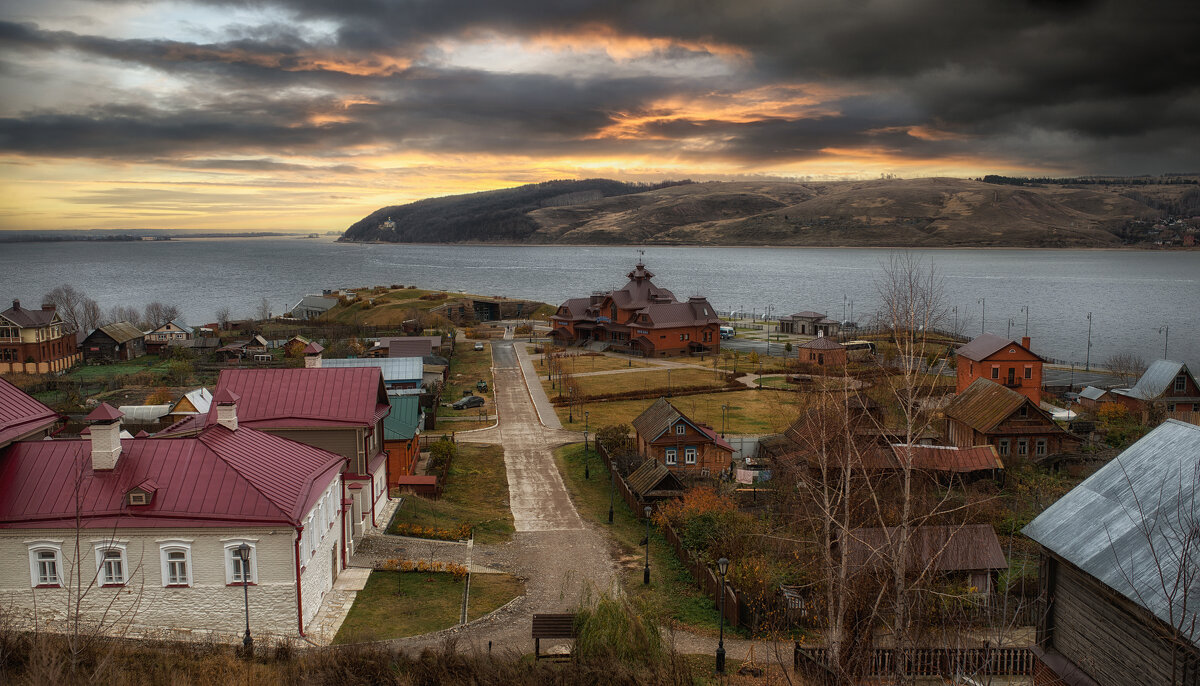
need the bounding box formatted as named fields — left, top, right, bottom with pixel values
left=553, top=443, right=733, bottom=636
left=64, top=356, right=172, bottom=382
left=388, top=443, right=514, bottom=543
left=557, top=389, right=806, bottom=435
left=714, top=355, right=792, bottom=375
left=441, top=341, right=495, bottom=417
left=333, top=570, right=524, bottom=643
left=542, top=367, right=730, bottom=400
left=538, top=354, right=655, bottom=374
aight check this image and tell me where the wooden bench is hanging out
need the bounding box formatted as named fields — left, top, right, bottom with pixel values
left=532, top=613, right=577, bottom=660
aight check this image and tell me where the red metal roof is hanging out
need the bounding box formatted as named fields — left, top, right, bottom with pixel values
left=212, top=388, right=240, bottom=404
left=0, top=377, right=60, bottom=448
left=798, top=337, right=844, bottom=350
left=0, top=424, right=344, bottom=529
left=304, top=342, right=324, bottom=354
left=86, top=402, right=124, bottom=422
left=887, top=444, right=1003, bottom=472
left=208, top=367, right=389, bottom=429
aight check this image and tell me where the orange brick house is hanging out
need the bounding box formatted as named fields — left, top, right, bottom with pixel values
left=797, top=337, right=847, bottom=368
left=549, top=261, right=722, bottom=357
left=632, top=397, right=733, bottom=477
left=955, top=333, right=1044, bottom=404
left=0, top=300, right=81, bottom=374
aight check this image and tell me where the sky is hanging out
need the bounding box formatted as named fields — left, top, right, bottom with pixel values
left=0, top=0, right=1197, bottom=232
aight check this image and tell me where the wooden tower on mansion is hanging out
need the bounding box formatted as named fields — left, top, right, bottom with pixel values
left=549, top=261, right=722, bottom=357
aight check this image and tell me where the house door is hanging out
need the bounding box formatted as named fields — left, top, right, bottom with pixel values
left=817, top=353, right=825, bottom=365
left=1006, top=368, right=1015, bottom=385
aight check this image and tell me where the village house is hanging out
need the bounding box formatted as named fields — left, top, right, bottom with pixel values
left=0, top=400, right=347, bottom=640
left=1109, top=360, right=1200, bottom=417
left=167, top=388, right=213, bottom=423
left=143, top=320, right=192, bottom=354
left=549, top=261, right=722, bottom=357
left=777, top=311, right=841, bottom=337
left=1077, top=385, right=1114, bottom=411
left=625, top=459, right=686, bottom=505
left=954, top=333, right=1044, bottom=404
left=0, top=299, right=82, bottom=374
left=322, top=357, right=424, bottom=391
left=367, top=335, right=445, bottom=358
left=290, top=294, right=338, bottom=320
left=632, top=397, right=733, bottom=477
left=796, top=336, right=847, bottom=368
left=81, top=322, right=146, bottom=362
left=842, top=524, right=1008, bottom=595
left=0, top=377, right=60, bottom=449
left=206, top=365, right=392, bottom=550
left=944, top=378, right=1080, bottom=460
left=1023, top=420, right=1200, bottom=686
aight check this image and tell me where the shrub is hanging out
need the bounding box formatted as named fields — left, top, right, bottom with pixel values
left=574, top=594, right=664, bottom=667
left=428, top=437, right=457, bottom=472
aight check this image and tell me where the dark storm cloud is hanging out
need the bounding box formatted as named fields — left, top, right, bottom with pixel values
left=1, top=0, right=1197, bottom=173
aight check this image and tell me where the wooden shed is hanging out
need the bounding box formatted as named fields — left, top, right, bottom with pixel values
left=81, top=321, right=145, bottom=362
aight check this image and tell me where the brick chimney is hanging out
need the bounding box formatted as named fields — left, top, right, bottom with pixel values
left=11, top=299, right=19, bottom=311
left=213, top=389, right=240, bottom=431
left=86, top=403, right=124, bottom=471
left=41, top=302, right=56, bottom=312
left=1021, top=336, right=1031, bottom=349
left=304, top=341, right=324, bottom=369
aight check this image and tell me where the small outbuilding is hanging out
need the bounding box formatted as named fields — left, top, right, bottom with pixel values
left=81, top=322, right=145, bottom=362
left=796, top=336, right=846, bottom=367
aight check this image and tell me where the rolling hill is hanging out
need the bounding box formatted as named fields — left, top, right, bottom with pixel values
left=340, top=177, right=1194, bottom=248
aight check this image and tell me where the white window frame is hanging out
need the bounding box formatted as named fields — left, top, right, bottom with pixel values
left=998, top=439, right=1010, bottom=457
left=990, top=366, right=999, bottom=379
left=684, top=447, right=698, bottom=465
left=1017, top=439, right=1028, bottom=457
left=1036, top=439, right=1047, bottom=457
left=665, top=448, right=677, bottom=465
left=158, top=540, right=193, bottom=587
left=1176, top=375, right=1187, bottom=393
left=222, top=540, right=259, bottom=585
left=675, top=423, right=686, bottom=435
left=1024, top=366, right=1033, bottom=379
left=93, top=541, right=129, bottom=587
left=27, top=540, right=63, bottom=588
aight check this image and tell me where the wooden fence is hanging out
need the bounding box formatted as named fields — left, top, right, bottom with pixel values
left=595, top=440, right=648, bottom=521
left=795, top=645, right=1034, bottom=678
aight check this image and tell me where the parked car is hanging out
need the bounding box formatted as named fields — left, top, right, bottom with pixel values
left=451, top=395, right=485, bottom=410
left=473, top=341, right=485, bottom=351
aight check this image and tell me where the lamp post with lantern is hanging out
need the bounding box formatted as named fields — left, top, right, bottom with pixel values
left=716, top=557, right=729, bottom=674
left=237, top=542, right=253, bottom=657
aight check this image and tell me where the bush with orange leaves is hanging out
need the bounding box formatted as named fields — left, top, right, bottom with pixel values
left=654, top=486, right=751, bottom=563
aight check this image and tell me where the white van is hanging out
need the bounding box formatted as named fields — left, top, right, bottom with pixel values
left=719, top=326, right=735, bottom=339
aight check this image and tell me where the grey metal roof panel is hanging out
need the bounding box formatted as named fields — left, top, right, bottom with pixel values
left=321, top=357, right=424, bottom=382
left=1080, top=386, right=1108, bottom=401
left=1126, top=360, right=1191, bottom=400
left=1022, top=420, right=1200, bottom=647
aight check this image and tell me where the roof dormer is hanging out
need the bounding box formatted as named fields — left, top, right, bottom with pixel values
left=126, top=479, right=158, bottom=506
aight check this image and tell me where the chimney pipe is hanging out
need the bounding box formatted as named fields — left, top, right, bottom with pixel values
left=11, top=299, right=19, bottom=311
left=304, top=341, right=325, bottom=369
left=213, top=389, right=240, bottom=431
left=1021, top=336, right=1031, bottom=349
left=86, top=403, right=124, bottom=471
left=42, top=302, right=56, bottom=311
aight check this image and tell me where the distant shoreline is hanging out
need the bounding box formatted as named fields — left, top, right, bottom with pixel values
left=336, top=239, right=1196, bottom=252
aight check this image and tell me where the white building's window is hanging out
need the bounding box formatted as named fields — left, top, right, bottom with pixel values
left=158, top=541, right=193, bottom=587
left=94, top=542, right=128, bottom=586
left=27, top=541, right=63, bottom=587
left=665, top=448, right=677, bottom=465
left=223, top=541, right=258, bottom=585
left=685, top=447, right=698, bottom=464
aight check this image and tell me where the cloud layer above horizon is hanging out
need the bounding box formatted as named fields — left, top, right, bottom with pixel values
left=1, top=0, right=1197, bottom=230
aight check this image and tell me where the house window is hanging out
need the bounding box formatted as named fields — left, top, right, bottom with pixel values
left=684, top=447, right=697, bottom=464
left=94, top=543, right=128, bottom=586
left=159, top=541, right=192, bottom=587
left=998, top=439, right=1010, bottom=456
left=223, top=541, right=258, bottom=585
left=675, top=424, right=686, bottom=435
left=1018, top=406, right=1028, bottom=419
left=1036, top=439, right=1047, bottom=456
left=991, top=366, right=999, bottom=379
left=1176, top=375, right=1187, bottom=393
left=1167, top=404, right=1176, bottom=412
left=665, top=448, right=677, bottom=465
left=1017, top=439, right=1028, bottom=456
left=27, top=541, right=63, bottom=587
left=1024, top=366, right=1032, bottom=379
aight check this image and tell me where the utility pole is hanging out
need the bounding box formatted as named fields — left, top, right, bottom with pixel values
left=1085, top=312, right=1093, bottom=371
left=1159, top=325, right=1169, bottom=358
left=978, top=298, right=986, bottom=334
left=1021, top=305, right=1029, bottom=338
left=1007, top=318, right=1014, bottom=339
left=952, top=306, right=958, bottom=337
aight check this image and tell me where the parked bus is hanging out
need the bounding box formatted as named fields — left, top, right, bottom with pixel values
left=843, top=340, right=876, bottom=360
left=720, top=325, right=735, bottom=339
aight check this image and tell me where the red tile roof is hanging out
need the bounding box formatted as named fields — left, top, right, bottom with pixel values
left=0, top=377, right=60, bottom=448
left=798, top=337, right=844, bottom=350
left=0, top=424, right=344, bottom=528
left=208, top=367, right=389, bottom=429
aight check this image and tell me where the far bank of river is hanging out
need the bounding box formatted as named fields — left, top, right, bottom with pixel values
left=0, top=239, right=1195, bottom=369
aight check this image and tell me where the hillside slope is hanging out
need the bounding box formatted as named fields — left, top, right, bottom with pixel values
left=341, top=177, right=1176, bottom=247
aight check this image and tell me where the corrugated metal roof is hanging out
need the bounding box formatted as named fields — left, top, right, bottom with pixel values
left=0, top=377, right=59, bottom=448
left=322, top=357, right=423, bottom=383
left=116, top=404, right=172, bottom=422
left=387, top=339, right=434, bottom=357
left=175, top=388, right=212, bottom=414
left=845, top=524, right=1008, bottom=573
left=944, top=378, right=1031, bottom=432
left=384, top=394, right=422, bottom=440
left=888, top=444, right=1003, bottom=472
left=1080, top=386, right=1108, bottom=401
left=954, top=333, right=1042, bottom=362
left=95, top=321, right=144, bottom=344
left=295, top=295, right=337, bottom=311
left=208, top=367, right=389, bottom=429
left=0, top=424, right=344, bottom=528
left=626, top=460, right=685, bottom=496
left=1023, top=420, right=1200, bottom=647
left=1118, top=360, right=1195, bottom=400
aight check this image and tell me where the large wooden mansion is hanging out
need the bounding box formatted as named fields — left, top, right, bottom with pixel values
left=549, top=261, right=722, bottom=357
left=0, top=300, right=81, bottom=374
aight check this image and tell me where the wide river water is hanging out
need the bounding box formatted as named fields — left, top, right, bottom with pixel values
left=0, top=239, right=1195, bottom=369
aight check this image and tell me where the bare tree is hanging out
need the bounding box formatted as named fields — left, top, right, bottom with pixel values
left=106, top=305, right=142, bottom=328
left=215, top=306, right=232, bottom=330
left=255, top=297, right=271, bottom=322
left=42, top=284, right=87, bottom=333
left=1105, top=352, right=1147, bottom=387
left=79, top=298, right=103, bottom=334
left=142, top=302, right=180, bottom=330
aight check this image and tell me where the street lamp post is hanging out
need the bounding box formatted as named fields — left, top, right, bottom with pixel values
left=716, top=557, right=729, bottom=674
left=721, top=404, right=728, bottom=438
left=584, top=411, right=590, bottom=480
left=607, top=461, right=615, bottom=524
left=1159, top=325, right=1169, bottom=358
left=1021, top=305, right=1029, bottom=338
left=643, top=506, right=652, bottom=585
left=237, top=543, right=253, bottom=657
left=952, top=306, right=958, bottom=337
left=978, top=298, right=986, bottom=334
left=1007, top=318, right=1015, bottom=339
left=1085, top=312, right=1093, bottom=371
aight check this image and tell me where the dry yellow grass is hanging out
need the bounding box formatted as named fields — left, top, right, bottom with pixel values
left=542, top=367, right=729, bottom=400
left=559, top=389, right=807, bottom=434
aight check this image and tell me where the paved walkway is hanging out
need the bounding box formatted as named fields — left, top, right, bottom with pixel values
left=307, top=567, right=372, bottom=645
